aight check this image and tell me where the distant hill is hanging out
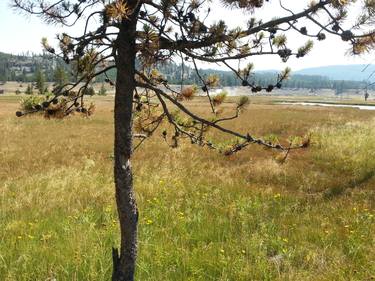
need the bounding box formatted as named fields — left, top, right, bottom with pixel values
left=0, top=51, right=373, bottom=91
left=295, top=64, right=375, bottom=81
left=0, top=51, right=66, bottom=82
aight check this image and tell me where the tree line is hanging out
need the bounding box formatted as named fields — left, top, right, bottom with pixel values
left=1, top=52, right=373, bottom=92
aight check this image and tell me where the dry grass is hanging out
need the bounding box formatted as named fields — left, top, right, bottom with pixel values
left=0, top=95, right=375, bottom=280
left=0, top=82, right=116, bottom=95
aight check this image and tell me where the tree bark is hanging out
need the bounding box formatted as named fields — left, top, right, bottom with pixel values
left=112, top=17, right=138, bottom=281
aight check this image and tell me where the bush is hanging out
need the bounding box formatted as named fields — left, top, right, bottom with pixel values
left=19, top=96, right=47, bottom=111
left=83, top=87, right=95, bottom=96
left=98, top=84, right=107, bottom=96
left=25, top=84, right=34, bottom=95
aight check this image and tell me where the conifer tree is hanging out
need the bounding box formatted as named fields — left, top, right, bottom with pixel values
left=99, top=83, right=108, bottom=96
left=13, top=0, right=375, bottom=280
left=25, top=84, right=33, bottom=95
left=53, top=65, right=68, bottom=87
left=35, top=68, right=46, bottom=95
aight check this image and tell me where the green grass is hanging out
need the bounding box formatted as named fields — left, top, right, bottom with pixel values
left=0, top=97, right=375, bottom=280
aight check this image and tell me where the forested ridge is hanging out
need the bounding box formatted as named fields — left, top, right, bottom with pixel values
left=0, top=51, right=372, bottom=91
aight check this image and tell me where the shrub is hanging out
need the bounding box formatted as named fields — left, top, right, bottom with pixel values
left=83, top=86, right=95, bottom=96
left=19, top=96, right=47, bottom=111
left=98, top=84, right=107, bottom=96
left=25, top=84, right=34, bottom=95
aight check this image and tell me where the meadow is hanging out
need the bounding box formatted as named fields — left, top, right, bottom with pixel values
left=1, top=94, right=375, bottom=281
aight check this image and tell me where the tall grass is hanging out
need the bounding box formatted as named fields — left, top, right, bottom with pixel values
left=0, top=98, right=374, bottom=280
left=313, top=121, right=375, bottom=195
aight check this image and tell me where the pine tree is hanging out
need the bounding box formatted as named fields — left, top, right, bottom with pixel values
left=25, top=83, right=33, bottom=95
left=13, top=1, right=375, bottom=280
left=35, top=69, right=46, bottom=95
left=53, top=65, right=68, bottom=87
left=98, top=83, right=107, bottom=96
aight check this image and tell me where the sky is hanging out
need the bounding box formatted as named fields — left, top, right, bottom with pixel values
left=0, top=0, right=374, bottom=71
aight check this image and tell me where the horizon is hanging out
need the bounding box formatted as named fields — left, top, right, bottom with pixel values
left=1, top=49, right=374, bottom=84
left=1, top=49, right=374, bottom=73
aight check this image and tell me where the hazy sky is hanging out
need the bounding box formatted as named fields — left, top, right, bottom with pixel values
left=0, top=0, right=374, bottom=71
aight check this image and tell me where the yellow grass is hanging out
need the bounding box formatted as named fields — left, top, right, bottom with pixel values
left=0, top=95, right=374, bottom=280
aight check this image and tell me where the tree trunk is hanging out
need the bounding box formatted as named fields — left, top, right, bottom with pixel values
left=112, top=17, right=138, bottom=281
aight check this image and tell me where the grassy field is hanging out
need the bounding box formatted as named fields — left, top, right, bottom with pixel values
left=0, top=82, right=116, bottom=95
left=1, top=94, right=375, bottom=280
